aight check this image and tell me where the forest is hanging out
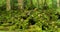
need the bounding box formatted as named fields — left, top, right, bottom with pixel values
left=0, top=0, right=60, bottom=32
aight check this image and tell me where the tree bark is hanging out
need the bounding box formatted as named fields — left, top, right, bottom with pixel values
left=6, top=0, right=11, bottom=11
left=37, top=0, right=40, bottom=9
left=57, top=0, right=60, bottom=7
left=18, top=0, right=23, bottom=10
left=30, top=0, right=33, bottom=9
left=59, top=0, right=60, bottom=6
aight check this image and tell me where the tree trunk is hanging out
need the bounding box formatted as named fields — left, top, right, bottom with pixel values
left=59, top=0, right=60, bottom=6
left=30, top=0, right=33, bottom=9
left=18, top=0, right=23, bottom=10
left=6, top=0, right=11, bottom=11
left=57, top=0, right=60, bottom=7
left=37, top=0, right=40, bottom=9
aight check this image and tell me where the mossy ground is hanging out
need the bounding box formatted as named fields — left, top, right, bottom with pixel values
left=0, top=8, right=60, bottom=32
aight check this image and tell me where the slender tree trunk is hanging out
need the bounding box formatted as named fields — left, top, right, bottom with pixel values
left=6, top=0, right=11, bottom=11
left=57, top=0, right=60, bottom=7
left=11, top=0, right=14, bottom=10
left=30, top=0, right=33, bottom=9
left=59, top=0, right=60, bottom=6
left=37, top=0, right=40, bottom=9
left=18, top=0, right=23, bottom=10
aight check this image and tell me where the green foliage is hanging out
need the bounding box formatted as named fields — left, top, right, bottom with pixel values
left=0, top=0, right=6, bottom=10
left=0, top=0, right=60, bottom=32
left=0, top=0, right=6, bottom=6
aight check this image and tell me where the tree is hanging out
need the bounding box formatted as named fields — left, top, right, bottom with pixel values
left=18, top=0, right=23, bottom=10
left=6, top=0, right=11, bottom=11
left=59, top=0, right=60, bottom=6
left=30, top=0, right=33, bottom=7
